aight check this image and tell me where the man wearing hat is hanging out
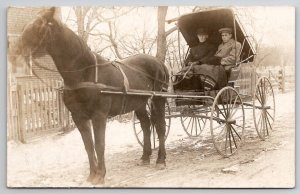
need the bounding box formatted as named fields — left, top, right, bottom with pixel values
left=184, top=28, right=216, bottom=66
left=212, top=27, right=241, bottom=70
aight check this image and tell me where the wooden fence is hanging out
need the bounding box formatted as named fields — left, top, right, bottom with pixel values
left=8, top=79, right=75, bottom=143
left=256, top=65, right=295, bottom=93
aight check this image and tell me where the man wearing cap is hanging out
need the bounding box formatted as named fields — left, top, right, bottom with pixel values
left=212, top=27, right=241, bottom=70
left=184, top=28, right=216, bottom=66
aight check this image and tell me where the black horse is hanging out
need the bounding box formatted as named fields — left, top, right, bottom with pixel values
left=14, top=7, right=169, bottom=185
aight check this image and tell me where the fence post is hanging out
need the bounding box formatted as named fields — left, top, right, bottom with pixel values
left=278, top=69, right=285, bottom=93
left=17, top=84, right=25, bottom=143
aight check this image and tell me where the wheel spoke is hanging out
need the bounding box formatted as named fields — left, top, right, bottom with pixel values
left=265, top=112, right=273, bottom=131
left=230, top=104, right=242, bottom=118
left=214, top=124, right=227, bottom=143
left=261, top=79, right=265, bottom=105
left=261, top=112, right=266, bottom=137
left=191, top=117, right=195, bottom=135
left=224, top=127, right=228, bottom=154
left=195, top=117, right=199, bottom=135
left=254, top=78, right=275, bottom=140
left=259, top=113, right=265, bottom=137
left=263, top=113, right=268, bottom=136
left=226, top=90, right=230, bottom=115
left=221, top=100, right=228, bottom=118
left=182, top=116, right=188, bottom=122
left=201, top=116, right=207, bottom=126
left=230, top=125, right=242, bottom=140
left=255, top=93, right=263, bottom=105
left=266, top=110, right=274, bottom=121
left=232, top=123, right=244, bottom=129
left=137, top=129, right=143, bottom=135
left=229, top=126, right=238, bottom=149
left=256, top=111, right=263, bottom=129
left=197, top=117, right=203, bottom=131
left=186, top=117, right=193, bottom=130
left=230, top=95, right=239, bottom=116
left=265, top=85, right=270, bottom=102
left=257, top=84, right=263, bottom=105
left=215, top=105, right=226, bottom=119
left=228, top=125, right=233, bottom=153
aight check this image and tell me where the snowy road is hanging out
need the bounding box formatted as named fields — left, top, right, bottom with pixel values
left=7, top=91, right=295, bottom=188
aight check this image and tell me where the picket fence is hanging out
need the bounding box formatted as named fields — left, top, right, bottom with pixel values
left=8, top=79, right=75, bottom=143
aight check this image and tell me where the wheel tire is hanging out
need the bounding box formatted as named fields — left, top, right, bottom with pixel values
left=133, top=100, right=171, bottom=149
left=210, top=86, right=245, bottom=157
left=253, top=77, right=275, bottom=140
left=180, top=104, right=210, bottom=137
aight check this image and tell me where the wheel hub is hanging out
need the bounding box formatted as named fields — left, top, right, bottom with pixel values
left=226, top=119, right=236, bottom=124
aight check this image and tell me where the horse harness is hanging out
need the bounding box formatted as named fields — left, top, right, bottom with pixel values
left=30, top=51, right=166, bottom=115
left=94, top=53, right=130, bottom=114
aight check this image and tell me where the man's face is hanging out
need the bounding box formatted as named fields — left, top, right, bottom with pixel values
left=221, top=32, right=232, bottom=43
left=197, top=34, right=208, bottom=43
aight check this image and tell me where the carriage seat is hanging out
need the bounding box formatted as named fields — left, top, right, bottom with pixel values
left=227, top=65, right=241, bottom=87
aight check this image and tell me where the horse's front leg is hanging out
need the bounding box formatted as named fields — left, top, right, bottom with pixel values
left=71, top=114, right=97, bottom=182
left=91, top=111, right=108, bottom=185
left=152, top=98, right=167, bottom=168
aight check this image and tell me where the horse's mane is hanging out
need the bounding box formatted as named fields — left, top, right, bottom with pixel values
left=55, top=19, right=107, bottom=63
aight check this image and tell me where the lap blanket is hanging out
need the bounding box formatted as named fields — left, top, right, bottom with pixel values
left=173, top=64, right=228, bottom=91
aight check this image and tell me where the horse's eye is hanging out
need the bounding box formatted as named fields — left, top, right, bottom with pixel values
left=48, top=22, right=53, bottom=26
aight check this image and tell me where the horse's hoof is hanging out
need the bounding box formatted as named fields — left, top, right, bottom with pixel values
left=91, top=175, right=105, bottom=185
left=155, top=162, right=166, bottom=170
left=138, top=159, right=150, bottom=166
left=86, top=173, right=96, bottom=183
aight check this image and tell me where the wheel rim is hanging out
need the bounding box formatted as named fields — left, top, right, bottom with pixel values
left=210, top=87, right=245, bottom=157
left=133, top=100, right=171, bottom=149
left=180, top=104, right=209, bottom=137
left=253, top=77, right=275, bottom=140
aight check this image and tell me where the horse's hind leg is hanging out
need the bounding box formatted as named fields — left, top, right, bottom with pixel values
left=91, top=111, right=108, bottom=185
left=151, top=97, right=166, bottom=167
left=135, top=108, right=152, bottom=164
left=71, top=114, right=97, bottom=182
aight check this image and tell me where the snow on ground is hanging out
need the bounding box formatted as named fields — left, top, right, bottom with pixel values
left=7, top=91, right=295, bottom=187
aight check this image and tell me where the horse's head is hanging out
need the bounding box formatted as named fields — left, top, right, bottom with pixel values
left=18, top=7, right=60, bottom=58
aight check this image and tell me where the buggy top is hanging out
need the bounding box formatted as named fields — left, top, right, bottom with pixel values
left=170, top=8, right=256, bottom=64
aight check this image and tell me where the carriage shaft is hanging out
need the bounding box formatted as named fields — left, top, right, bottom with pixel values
left=100, top=90, right=215, bottom=101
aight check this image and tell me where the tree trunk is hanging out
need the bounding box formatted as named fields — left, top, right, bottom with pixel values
left=74, top=7, right=89, bottom=43
left=156, top=6, right=168, bottom=63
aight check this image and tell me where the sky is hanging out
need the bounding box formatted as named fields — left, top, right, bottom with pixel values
left=60, top=6, right=295, bottom=59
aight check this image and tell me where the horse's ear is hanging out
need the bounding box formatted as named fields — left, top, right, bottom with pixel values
left=43, top=7, right=56, bottom=20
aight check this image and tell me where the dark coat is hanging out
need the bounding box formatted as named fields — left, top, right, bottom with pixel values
left=184, top=41, right=216, bottom=66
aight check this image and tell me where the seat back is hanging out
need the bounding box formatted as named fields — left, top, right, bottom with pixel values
left=228, top=66, right=241, bottom=82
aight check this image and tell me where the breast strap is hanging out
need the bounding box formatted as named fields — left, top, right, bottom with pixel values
left=111, top=61, right=130, bottom=92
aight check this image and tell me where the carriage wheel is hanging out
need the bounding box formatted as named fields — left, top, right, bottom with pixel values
left=180, top=104, right=209, bottom=137
left=253, top=77, right=275, bottom=140
left=133, top=100, right=171, bottom=149
left=210, top=86, right=245, bottom=157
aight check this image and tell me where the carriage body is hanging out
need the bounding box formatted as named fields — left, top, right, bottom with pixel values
left=172, top=8, right=256, bottom=99
left=134, top=8, right=275, bottom=157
